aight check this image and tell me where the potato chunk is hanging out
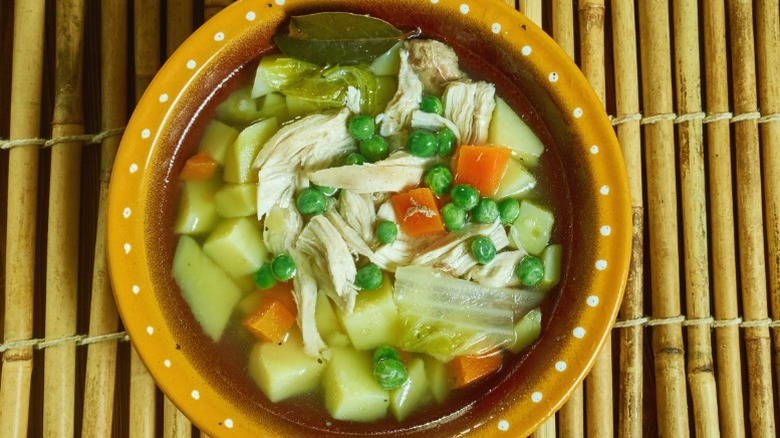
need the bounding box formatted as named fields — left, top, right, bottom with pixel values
left=323, top=347, right=389, bottom=422
left=249, top=329, right=324, bottom=402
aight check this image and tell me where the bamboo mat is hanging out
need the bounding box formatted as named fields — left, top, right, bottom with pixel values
left=0, top=0, right=778, bottom=437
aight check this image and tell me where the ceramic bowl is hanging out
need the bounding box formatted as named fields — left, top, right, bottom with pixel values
left=107, top=0, right=631, bottom=436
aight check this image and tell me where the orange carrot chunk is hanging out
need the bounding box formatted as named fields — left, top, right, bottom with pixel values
left=180, top=152, right=218, bottom=181
left=448, top=352, right=503, bottom=389
left=391, top=187, right=446, bottom=237
left=243, top=283, right=297, bottom=343
left=453, top=145, right=512, bottom=196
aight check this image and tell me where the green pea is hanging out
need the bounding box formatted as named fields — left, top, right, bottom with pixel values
left=471, top=236, right=496, bottom=265
left=516, top=256, right=544, bottom=286
left=356, top=263, right=383, bottom=290
left=313, top=184, right=338, bottom=197
left=359, top=135, right=389, bottom=162
left=345, top=153, right=366, bottom=166
left=373, top=345, right=401, bottom=365
left=270, top=254, right=296, bottom=281
left=471, top=198, right=499, bottom=224
left=436, top=127, right=457, bottom=157
left=498, top=198, right=521, bottom=225
left=348, top=115, right=375, bottom=140
left=441, top=203, right=467, bottom=231
left=407, top=129, right=438, bottom=157
left=376, top=220, right=398, bottom=244
left=296, top=188, right=327, bottom=215
left=420, top=95, right=444, bottom=115
left=424, top=164, right=453, bottom=197
left=373, top=358, right=408, bottom=390
left=450, top=184, right=480, bottom=211
left=253, top=264, right=277, bottom=289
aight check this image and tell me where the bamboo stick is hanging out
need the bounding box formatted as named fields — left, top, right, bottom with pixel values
left=579, top=2, right=613, bottom=436
left=702, top=1, right=746, bottom=436
left=552, top=0, right=574, bottom=58
left=80, top=0, right=127, bottom=436
left=42, top=0, right=85, bottom=436
left=130, top=1, right=160, bottom=437
left=166, top=0, right=194, bottom=58
left=671, top=1, right=720, bottom=436
left=0, top=1, right=46, bottom=437
left=558, top=385, right=583, bottom=438
left=611, top=1, right=644, bottom=437
left=164, top=396, right=193, bottom=438
left=518, top=0, right=542, bottom=27
left=204, top=0, right=233, bottom=21
left=755, top=0, right=780, bottom=396
left=728, top=1, right=777, bottom=435
left=637, top=0, right=690, bottom=436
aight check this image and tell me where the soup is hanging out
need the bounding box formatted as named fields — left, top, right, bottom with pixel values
left=170, top=14, right=562, bottom=424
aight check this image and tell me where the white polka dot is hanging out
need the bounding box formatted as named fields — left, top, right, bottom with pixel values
left=245, top=11, right=256, bottom=21
left=521, top=45, right=532, bottom=56
left=491, top=23, right=501, bottom=34
left=146, top=326, right=154, bottom=335
left=214, top=32, right=224, bottom=42
left=600, top=185, right=610, bottom=195
left=158, top=93, right=169, bottom=103
left=531, top=392, right=543, bottom=403
left=498, top=420, right=510, bottom=431
left=460, top=3, right=469, bottom=14
left=548, top=72, right=559, bottom=82
left=186, top=59, right=197, bottom=70
left=132, top=285, right=140, bottom=295
left=191, top=390, right=200, bottom=400
left=587, top=295, right=600, bottom=307
left=274, top=0, right=284, bottom=4
left=224, top=418, right=234, bottom=429
left=123, top=243, right=131, bottom=254
left=590, top=145, right=599, bottom=154
left=555, top=361, right=567, bottom=372
left=164, top=359, right=171, bottom=368
left=129, top=163, right=138, bottom=173
left=573, top=327, right=586, bottom=338
left=596, top=259, right=608, bottom=270
left=123, top=207, right=132, bottom=218
left=431, top=0, right=439, bottom=3
left=141, top=129, right=151, bottom=139
left=600, top=225, right=611, bottom=236
left=573, top=107, right=583, bottom=118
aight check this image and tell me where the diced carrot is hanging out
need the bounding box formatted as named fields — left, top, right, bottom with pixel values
left=243, top=282, right=297, bottom=343
left=180, top=152, right=218, bottom=180
left=453, top=145, right=512, bottom=196
left=448, top=352, right=503, bottom=389
left=391, top=187, right=445, bottom=237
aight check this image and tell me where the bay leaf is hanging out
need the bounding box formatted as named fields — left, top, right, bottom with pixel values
left=275, top=12, right=419, bottom=65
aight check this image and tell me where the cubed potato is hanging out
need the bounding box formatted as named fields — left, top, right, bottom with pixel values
left=258, top=92, right=290, bottom=123
left=488, top=97, right=544, bottom=168
left=198, top=120, right=239, bottom=165
left=173, top=178, right=220, bottom=235
left=539, top=244, right=563, bottom=292
left=323, top=347, right=389, bottom=422
left=494, top=158, right=536, bottom=200
left=370, top=43, right=401, bottom=76
left=224, top=117, right=278, bottom=183
left=203, top=217, right=268, bottom=278
left=509, top=201, right=554, bottom=255
left=390, top=358, right=432, bottom=421
left=172, top=236, right=243, bottom=341
left=424, top=356, right=451, bottom=404
left=249, top=329, right=324, bottom=402
left=215, top=183, right=257, bottom=218
left=507, top=308, right=542, bottom=354
left=337, top=277, right=401, bottom=351
left=216, top=85, right=263, bottom=126
left=316, top=291, right=350, bottom=346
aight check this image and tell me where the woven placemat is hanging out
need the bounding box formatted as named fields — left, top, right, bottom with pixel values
left=1, top=1, right=778, bottom=436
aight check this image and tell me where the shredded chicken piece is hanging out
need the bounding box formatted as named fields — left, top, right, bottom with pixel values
left=296, top=215, right=359, bottom=314
left=253, top=108, right=355, bottom=220
left=324, top=209, right=374, bottom=259
left=405, top=39, right=464, bottom=95
left=411, top=110, right=461, bottom=141
left=308, top=152, right=434, bottom=194
left=345, top=86, right=362, bottom=114
left=290, top=250, right=328, bottom=357
left=339, top=190, right=376, bottom=244
left=379, top=50, right=423, bottom=137
left=411, top=220, right=509, bottom=277
left=370, top=201, right=437, bottom=271
left=442, top=81, right=496, bottom=145
left=263, top=205, right=303, bottom=254
left=465, top=250, right=525, bottom=287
